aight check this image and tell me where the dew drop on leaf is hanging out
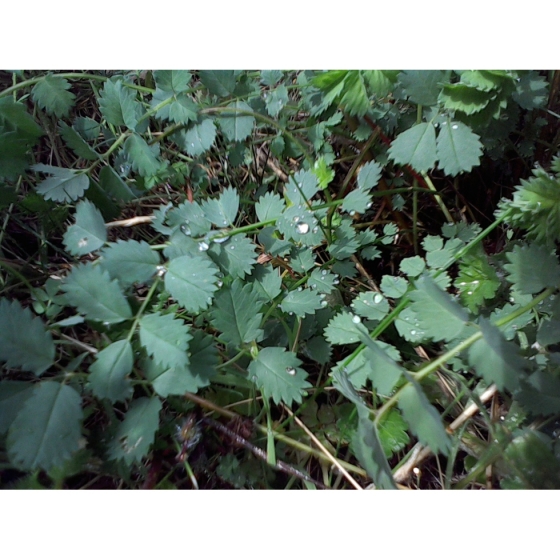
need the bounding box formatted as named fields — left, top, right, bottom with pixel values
left=366, top=202, right=373, bottom=209
left=349, top=210, right=356, bottom=217
left=285, top=367, right=296, bottom=376
left=198, top=241, right=210, bottom=251
left=373, top=293, right=383, bottom=304
left=297, top=286, right=302, bottom=291
left=78, top=237, right=88, bottom=248
left=180, top=224, right=191, bottom=236
left=320, top=300, right=328, bottom=307
left=229, top=245, right=235, bottom=251
left=295, top=222, right=310, bottom=234
left=321, top=269, right=327, bottom=276
left=213, top=233, right=230, bottom=244
left=352, top=315, right=361, bottom=324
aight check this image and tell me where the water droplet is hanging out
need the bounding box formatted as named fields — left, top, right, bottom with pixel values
left=349, top=210, right=356, bottom=217
left=311, top=284, right=317, bottom=289
left=217, top=280, right=223, bottom=288
left=180, top=224, right=191, bottom=236
left=352, top=315, right=361, bottom=324
left=286, top=367, right=296, bottom=376
left=292, top=215, right=300, bottom=223
left=373, top=293, right=383, bottom=304
left=366, top=202, right=373, bottom=209
left=156, top=266, right=166, bottom=277
left=206, top=296, right=212, bottom=304
left=190, top=143, right=195, bottom=148
left=213, top=233, right=230, bottom=244
left=198, top=241, right=210, bottom=252
left=321, top=269, right=327, bottom=276
left=297, top=286, right=303, bottom=291
left=289, top=311, right=293, bottom=316
left=333, top=279, right=339, bottom=285
left=296, top=222, right=310, bottom=234
left=229, top=245, right=235, bottom=251
left=312, top=226, right=318, bottom=234
left=78, top=237, right=88, bottom=248
left=410, top=330, right=416, bottom=335
left=467, top=291, right=473, bottom=295
left=452, top=124, right=458, bottom=130
left=320, top=300, right=328, bottom=307
left=251, top=375, right=258, bottom=383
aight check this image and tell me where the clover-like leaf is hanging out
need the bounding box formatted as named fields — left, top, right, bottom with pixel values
left=63, top=200, right=107, bottom=256
left=249, top=347, right=311, bottom=406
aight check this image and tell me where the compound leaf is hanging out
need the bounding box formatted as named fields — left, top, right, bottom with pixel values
left=397, top=375, right=451, bottom=455
left=210, top=235, right=258, bottom=279
left=98, top=79, right=141, bottom=130
left=165, top=255, right=220, bottom=313
left=357, top=161, right=382, bottom=191
left=63, top=199, right=107, bottom=256
left=88, top=339, right=133, bottom=403
left=124, top=133, right=162, bottom=177
left=183, top=119, right=217, bottom=156
left=199, top=70, right=236, bottom=97
left=201, top=186, right=239, bottom=227
left=153, top=70, right=192, bottom=93
left=398, top=70, right=449, bottom=106
left=350, top=291, right=390, bottom=321
left=7, top=381, right=83, bottom=471
left=99, top=239, right=160, bottom=286
left=280, top=288, right=324, bottom=318
left=388, top=122, right=437, bottom=172
left=107, top=397, right=162, bottom=466
left=32, top=164, right=89, bottom=202
left=59, top=121, right=99, bottom=160
left=139, top=312, right=191, bottom=370
left=32, top=74, right=75, bottom=118
left=409, top=274, right=468, bottom=341
left=209, top=279, right=264, bottom=346
left=255, top=192, right=286, bottom=222
left=61, top=263, right=132, bottom=323
left=436, top=121, right=483, bottom=176
left=249, top=347, right=311, bottom=406
left=0, top=298, right=55, bottom=375
left=324, top=311, right=369, bottom=345
left=504, top=243, right=560, bottom=294
left=219, top=100, right=255, bottom=142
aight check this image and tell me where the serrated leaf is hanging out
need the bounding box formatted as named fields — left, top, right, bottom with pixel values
left=154, top=70, right=192, bottom=93
left=99, top=165, right=135, bottom=201
left=255, top=192, right=286, bottom=222
left=0, top=131, right=32, bottom=179
left=166, top=200, right=211, bottom=237
left=341, top=189, right=372, bottom=214
left=377, top=409, right=410, bottom=458
left=199, top=70, right=236, bottom=97
left=251, top=265, right=283, bottom=301
left=357, top=335, right=404, bottom=394
left=165, top=255, right=219, bottom=313
left=307, top=268, right=338, bottom=294
left=397, top=375, right=451, bottom=455
left=357, top=161, right=382, bottom=190
left=504, top=243, right=560, bottom=294
left=350, top=291, right=389, bottom=321
left=280, top=288, right=324, bottom=318
left=209, top=235, right=257, bottom=279
left=260, top=70, right=283, bottom=86
left=388, top=122, right=437, bottom=172
left=201, top=186, right=239, bottom=227
left=107, top=397, right=162, bottom=466
left=398, top=70, right=449, bottom=106
left=61, top=263, right=132, bottom=323
left=276, top=205, right=322, bottom=247
left=209, top=279, right=264, bottom=346
left=303, top=336, right=332, bottom=365
left=324, top=311, right=369, bottom=345
left=139, top=312, right=191, bottom=370
left=460, top=70, right=505, bottom=92
left=0, top=97, right=43, bottom=139
left=289, top=246, right=315, bottom=273
left=395, top=306, right=427, bottom=343
left=98, top=79, right=141, bottom=130
left=31, top=74, right=75, bottom=118
left=124, top=133, right=162, bottom=177
left=380, top=275, right=408, bottom=298
left=249, top=347, right=311, bottom=406
left=0, top=298, right=55, bottom=375
left=436, top=121, right=482, bottom=176
left=399, top=256, right=426, bottom=277
left=313, top=157, right=335, bottom=189
left=32, top=164, right=89, bottom=202
left=439, top=83, right=492, bottom=115
left=88, top=339, right=133, bottom=403
left=219, top=101, right=255, bottom=142
left=513, top=72, right=548, bottom=110
left=409, top=274, right=468, bottom=342
left=258, top=226, right=291, bottom=256
left=363, top=70, right=398, bottom=98
left=59, top=122, right=99, bottom=160
left=183, top=119, right=217, bottom=156
left=265, top=85, right=289, bottom=117
left=63, top=200, right=107, bottom=256
left=516, top=370, right=560, bottom=415
left=99, top=239, right=160, bottom=286
left=7, top=382, right=83, bottom=471
left=167, top=94, right=198, bottom=125
left=284, top=170, right=319, bottom=206
left=0, top=381, right=33, bottom=435
left=468, top=318, right=528, bottom=391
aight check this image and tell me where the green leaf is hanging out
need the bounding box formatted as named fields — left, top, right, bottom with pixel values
left=516, top=370, right=560, bottom=416
left=0, top=381, right=33, bottom=435
left=168, top=94, right=198, bottom=125
left=284, top=170, right=319, bottom=206
left=7, top=382, right=83, bottom=471
left=154, top=70, right=192, bottom=93
left=209, top=279, right=264, bottom=346
left=98, top=79, right=142, bottom=130
left=99, top=239, right=160, bottom=286
left=398, top=70, right=449, bottom=106
left=209, top=235, right=258, bottom=279
left=124, top=133, right=163, bottom=177
left=460, top=70, right=505, bottom=92
left=0, top=97, right=43, bottom=139
left=395, top=306, right=427, bottom=343
left=468, top=318, right=528, bottom=391
left=350, top=291, right=390, bottom=321
left=513, top=71, right=549, bottom=110
left=88, top=339, right=133, bottom=403
left=358, top=336, right=404, bottom=395
left=248, top=347, right=311, bottom=406
left=63, top=200, right=107, bottom=256
left=0, top=131, right=33, bottom=179
left=399, top=256, right=426, bottom=277
left=388, top=122, right=437, bottom=172
left=439, top=83, right=492, bottom=115
left=199, top=70, right=236, bottom=97
left=307, top=268, right=338, bottom=294
left=357, top=161, right=382, bottom=190
left=201, top=186, right=239, bottom=227
left=280, top=288, right=324, bottom=318
left=341, top=188, right=372, bottom=214
left=31, top=74, right=75, bottom=118
left=61, top=263, right=132, bottom=323
left=255, top=191, right=286, bottom=222
left=183, top=119, right=217, bottom=156
left=107, top=397, right=162, bottom=466
left=504, top=243, right=560, bottom=294
left=377, top=409, right=410, bottom=458
left=313, top=157, right=335, bottom=189
left=251, top=265, right=283, bottom=301
left=59, top=122, right=99, bottom=160
left=219, top=100, right=255, bottom=142
left=139, top=312, right=191, bottom=370
left=409, top=274, right=468, bottom=341
left=167, top=199, right=211, bottom=237
left=380, top=275, right=408, bottom=298
left=264, top=85, right=289, bottom=117
left=0, top=298, right=55, bottom=375
left=74, top=116, right=100, bottom=140
left=276, top=205, right=322, bottom=247
left=99, top=165, right=135, bottom=201
left=436, top=121, right=483, bottom=176
left=324, top=311, right=368, bottom=345
left=363, top=70, right=398, bottom=98
left=165, top=255, right=220, bottom=313
left=31, top=164, right=89, bottom=202
left=397, top=376, right=451, bottom=455
left=260, top=70, right=283, bottom=86
left=337, top=71, right=370, bottom=116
